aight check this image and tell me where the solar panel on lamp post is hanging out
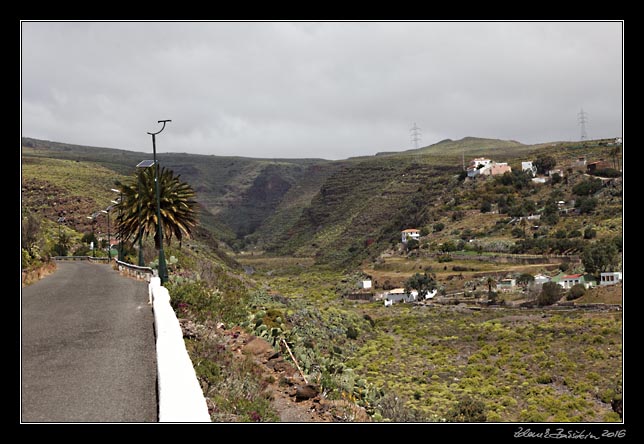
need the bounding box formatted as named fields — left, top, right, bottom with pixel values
left=136, top=159, right=156, bottom=267
left=147, top=120, right=171, bottom=284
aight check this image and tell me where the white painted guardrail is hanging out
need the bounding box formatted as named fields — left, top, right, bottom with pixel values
left=149, top=277, right=211, bottom=422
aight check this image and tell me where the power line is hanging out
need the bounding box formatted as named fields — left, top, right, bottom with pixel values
left=410, top=122, right=421, bottom=149
left=578, top=108, right=588, bottom=141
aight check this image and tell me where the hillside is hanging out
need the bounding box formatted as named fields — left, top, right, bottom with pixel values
left=22, top=137, right=330, bottom=246
left=21, top=135, right=621, bottom=268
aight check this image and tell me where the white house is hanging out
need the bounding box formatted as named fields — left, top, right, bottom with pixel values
left=548, top=168, right=564, bottom=177
left=384, top=288, right=416, bottom=305
left=534, top=274, right=551, bottom=285
left=558, top=274, right=583, bottom=289
left=497, top=278, right=516, bottom=291
left=401, top=228, right=421, bottom=243
left=522, top=161, right=537, bottom=175
left=556, top=274, right=596, bottom=289
left=361, top=280, right=372, bottom=289
left=574, top=157, right=587, bottom=170
left=600, top=272, right=622, bottom=286
left=467, top=158, right=492, bottom=177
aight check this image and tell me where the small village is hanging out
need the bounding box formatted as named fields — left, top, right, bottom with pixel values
left=348, top=140, right=623, bottom=310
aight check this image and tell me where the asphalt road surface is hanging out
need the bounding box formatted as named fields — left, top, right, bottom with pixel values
left=21, top=261, right=158, bottom=422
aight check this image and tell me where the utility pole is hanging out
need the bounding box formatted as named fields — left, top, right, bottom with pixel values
left=578, top=108, right=588, bottom=141
left=462, top=147, right=465, bottom=171
left=410, top=122, right=421, bottom=149
left=148, top=120, right=171, bottom=284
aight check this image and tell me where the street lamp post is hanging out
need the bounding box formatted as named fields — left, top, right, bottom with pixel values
left=147, top=120, right=171, bottom=284
left=111, top=188, right=123, bottom=261
left=101, top=208, right=111, bottom=260
left=87, top=214, right=97, bottom=257
left=57, top=216, right=65, bottom=241
left=57, top=216, right=65, bottom=256
left=137, top=175, right=144, bottom=266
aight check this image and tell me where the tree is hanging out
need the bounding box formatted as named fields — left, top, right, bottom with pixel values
left=517, top=273, right=535, bottom=289
left=405, top=238, right=420, bottom=252
left=582, top=239, right=619, bottom=278
left=541, top=200, right=559, bottom=226
left=575, top=197, right=598, bottom=215
left=572, top=178, right=603, bottom=196
left=485, top=276, right=497, bottom=293
left=51, top=232, right=71, bottom=256
left=583, top=226, right=597, bottom=239
left=534, top=155, right=556, bottom=175
left=115, top=167, right=198, bottom=249
left=21, top=209, right=42, bottom=257
left=538, top=282, right=562, bottom=306
left=404, top=272, right=436, bottom=299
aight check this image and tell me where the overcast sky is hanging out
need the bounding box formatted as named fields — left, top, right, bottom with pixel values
left=21, top=21, right=623, bottom=160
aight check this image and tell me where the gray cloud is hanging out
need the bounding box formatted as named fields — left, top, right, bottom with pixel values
left=21, top=21, right=623, bottom=159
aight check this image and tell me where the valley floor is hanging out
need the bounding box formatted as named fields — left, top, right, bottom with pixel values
left=234, top=254, right=623, bottom=423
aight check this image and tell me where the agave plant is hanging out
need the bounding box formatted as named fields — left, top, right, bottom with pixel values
left=115, top=166, right=197, bottom=249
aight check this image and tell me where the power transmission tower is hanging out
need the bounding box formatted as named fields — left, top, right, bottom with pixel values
left=578, top=108, right=588, bottom=141
left=410, top=122, right=421, bottom=149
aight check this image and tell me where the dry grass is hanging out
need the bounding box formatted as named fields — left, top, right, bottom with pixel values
left=577, top=283, right=622, bottom=305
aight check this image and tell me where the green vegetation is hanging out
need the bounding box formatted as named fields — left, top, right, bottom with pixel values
left=115, top=167, right=198, bottom=248
left=582, top=238, right=621, bottom=279
left=538, top=282, right=563, bottom=306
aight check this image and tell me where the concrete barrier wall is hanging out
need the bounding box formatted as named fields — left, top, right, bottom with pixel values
left=115, top=260, right=154, bottom=281
left=149, top=277, right=211, bottom=422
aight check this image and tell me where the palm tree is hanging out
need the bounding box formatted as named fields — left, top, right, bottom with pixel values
left=486, top=276, right=497, bottom=295
left=115, top=167, right=197, bottom=249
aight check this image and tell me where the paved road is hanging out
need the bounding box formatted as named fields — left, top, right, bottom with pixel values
left=21, top=261, right=157, bottom=422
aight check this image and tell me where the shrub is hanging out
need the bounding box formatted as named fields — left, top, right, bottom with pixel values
left=538, top=282, right=562, bottom=306
left=72, top=245, right=92, bottom=256
left=536, top=373, right=553, bottom=384
left=575, top=197, right=598, bottom=214
left=445, top=396, right=487, bottom=422
left=375, top=392, right=428, bottom=422
left=347, top=326, right=359, bottom=340
left=583, top=227, right=597, bottom=239
left=591, top=168, right=621, bottom=178
left=572, top=178, right=603, bottom=196
left=567, top=283, right=586, bottom=301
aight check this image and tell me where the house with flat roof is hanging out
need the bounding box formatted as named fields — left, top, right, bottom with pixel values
left=401, top=228, right=421, bottom=244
